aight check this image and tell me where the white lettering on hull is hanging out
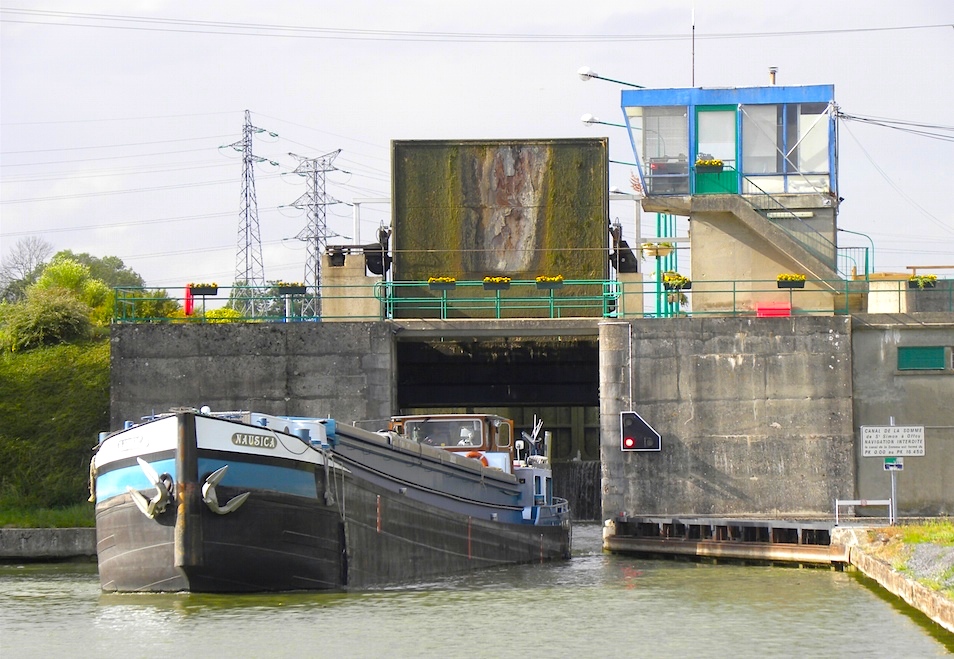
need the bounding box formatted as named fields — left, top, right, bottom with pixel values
left=231, top=433, right=277, bottom=449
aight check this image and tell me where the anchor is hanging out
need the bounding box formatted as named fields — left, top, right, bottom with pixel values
left=202, top=465, right=250, bottom=515
left=126, top=457, right=173, bottom=519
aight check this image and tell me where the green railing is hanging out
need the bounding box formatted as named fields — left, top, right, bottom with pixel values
left=838, top=246, right=872, bottom=280
left=380, top=280, right=617, bottom=320
left=112, top=277, right=952, bottom=324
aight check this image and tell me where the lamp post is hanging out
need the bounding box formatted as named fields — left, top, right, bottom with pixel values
left=577, top=66, right=645, bottom=89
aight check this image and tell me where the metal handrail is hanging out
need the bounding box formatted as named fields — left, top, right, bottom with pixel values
left=738, top=175, right=838, bottom=268
left=111, top=277, right=952, bottom=323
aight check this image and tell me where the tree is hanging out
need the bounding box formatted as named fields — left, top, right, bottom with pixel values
left=34, top=257, right=112, bottom=326
left=0, top=237, right=53, bottom=303
left=49, top=250, right=144, bottom=289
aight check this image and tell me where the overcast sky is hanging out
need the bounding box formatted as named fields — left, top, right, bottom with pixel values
left=2, top=1, right=952, bottom=289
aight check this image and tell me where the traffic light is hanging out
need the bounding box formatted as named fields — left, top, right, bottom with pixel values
left=620, top=411, right=661, bottom=451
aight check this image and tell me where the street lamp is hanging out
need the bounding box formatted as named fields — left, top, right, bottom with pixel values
left=577, top=66, right=645, bottom=89
left=581, top=113, right=626, bottom=129
left=581, top=115, right=636, bottom=164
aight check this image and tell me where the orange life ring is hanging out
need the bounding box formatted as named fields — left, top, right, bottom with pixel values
left=465, top=451, right=489, bottom=467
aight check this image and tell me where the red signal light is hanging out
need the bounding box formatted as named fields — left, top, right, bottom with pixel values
left=620, top=411, right=661, bottom=451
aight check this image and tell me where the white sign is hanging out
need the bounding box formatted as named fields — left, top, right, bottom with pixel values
left=862, top=426, right=925, bottom=457
left=884, top=457, right=904, bottom=471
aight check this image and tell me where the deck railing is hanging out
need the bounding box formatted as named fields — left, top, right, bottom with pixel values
left=111, top=277, right=952, bottom=323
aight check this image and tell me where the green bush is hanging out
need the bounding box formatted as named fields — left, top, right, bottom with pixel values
left=0, top=341, right=109, bottom=512
left=2, top=287, right=93, bottom=352
left=205, top=307, right=243, bottom=323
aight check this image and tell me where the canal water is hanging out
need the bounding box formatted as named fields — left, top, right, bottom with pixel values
left=2, top=524, right=952, bottom=658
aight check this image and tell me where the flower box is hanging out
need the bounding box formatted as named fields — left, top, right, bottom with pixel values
left=695, top=165, right=724, bottom=173
left=662, top=272, right=691, bottom=291
left=536, top=281, right=564, bottom=290
left=641, top=243, right=673, bottom=259
left=482, top=276, right=511, bottom=291
left=429, top=282, right=456, bottom=291
left=909, top=280, right=937, bottom=289
left=777, top=280, right=805, bottom=289
left=278, top=285, right=307, bottom=295
left=663, top=281, right=691, bottom=291
left=189, top=286, right=218, bottom=296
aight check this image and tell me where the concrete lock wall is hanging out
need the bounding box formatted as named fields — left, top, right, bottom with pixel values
left=599, top=316, right=856, bottom=518
left=110, top=314, right=953, bottom=519
left=110, top=323, right=396, bottom=430
left=851, top=313, right=954, bottom=515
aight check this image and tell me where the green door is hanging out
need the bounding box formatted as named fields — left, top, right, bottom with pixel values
left=695, top=106, right=738, bottom=194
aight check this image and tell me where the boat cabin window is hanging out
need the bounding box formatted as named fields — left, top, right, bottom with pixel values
left=494, top=421, right=511, bottom=448
left=406, top=419, right=483, bottom=448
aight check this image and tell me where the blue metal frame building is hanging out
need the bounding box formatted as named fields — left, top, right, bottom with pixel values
left=620, top=85, right=837, bottom=199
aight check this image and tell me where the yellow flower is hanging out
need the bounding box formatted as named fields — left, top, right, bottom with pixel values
left=662, top=272, right=691, bottom=289
left=428, top=276, right=456, bottom=284
left=483, top=276, right=512, bottom=284
left=909, top=274, right=937, bottom=289
left=777, top=273, right=807, bottom=282
left=535, top=274, right=564, bottom=283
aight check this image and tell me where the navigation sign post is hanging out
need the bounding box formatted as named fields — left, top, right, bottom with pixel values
left=883, top=457, right=904, bottom=471
left=861, top=426, right=924, bottom=457
left=862, top=424, right=924, bottom=524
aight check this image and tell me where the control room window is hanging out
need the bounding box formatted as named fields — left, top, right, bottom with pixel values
left=627, top=106, right=690, bottom=195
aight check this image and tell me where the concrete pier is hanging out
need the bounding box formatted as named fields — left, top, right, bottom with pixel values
left=0, top=528, right=95, bottom=561
left=603, top=516, right=846, bottom=565
left=604, top=517, right=954, bottom=634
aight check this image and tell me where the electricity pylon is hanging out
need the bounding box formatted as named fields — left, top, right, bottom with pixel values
left=288, top=149, right=341, bottom=318
left=225, top=110, right=277, bottom=317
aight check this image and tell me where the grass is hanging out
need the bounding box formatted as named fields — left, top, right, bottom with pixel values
left=867, top=520, right=954, bottom=600
left=0, top=503, right=95, bottom=528
left=899, top=520, right=954, bottom=546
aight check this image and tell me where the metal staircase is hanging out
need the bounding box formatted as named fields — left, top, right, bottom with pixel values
left=643, top=181, right=851, bottom=294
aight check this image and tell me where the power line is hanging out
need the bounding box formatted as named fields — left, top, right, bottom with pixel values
left=2, top=8, right=948, bottom=43
left=840, top=121, right=954, bottom=236
left=0, top=110, right=238, bottom=127
left=0, top=146, right=224, bottom=168
left=0, top=134, right=236, bottom=155
left=0, top=172, right=284, bottom=204
left=0, top=160, right=233, bottom=184
left=838, top=112, right=954, bottom=143
left=0, top=209, right=282, bottom=238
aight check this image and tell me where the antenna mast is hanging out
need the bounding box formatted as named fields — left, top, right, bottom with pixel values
left=289, top=149, right=342, bottom=318
left=691, top=4, right=696, bottom=86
